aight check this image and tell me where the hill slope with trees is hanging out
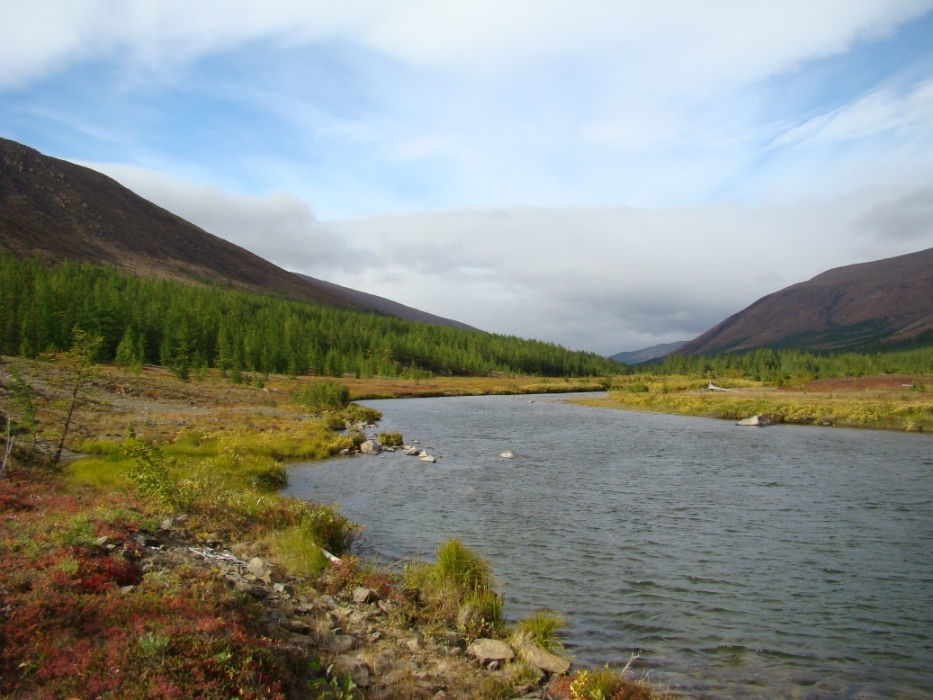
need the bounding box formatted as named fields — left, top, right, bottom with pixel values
left=0, top=137, right=467, bottom=330
left=0, top=256, right=620, bottom=379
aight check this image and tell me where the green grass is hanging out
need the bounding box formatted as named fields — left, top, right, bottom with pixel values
left=403, top=539, right=503, bottom=637
left=512, top=609, right=566, bottom=652
left=261, top=524, right=329, bottom=577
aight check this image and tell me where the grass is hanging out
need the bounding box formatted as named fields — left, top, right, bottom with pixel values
left=512, top=609, right=566, bottom=653
left=576, top=373, right=933, bottom=432
left=403, top=539, right=504, bottom=639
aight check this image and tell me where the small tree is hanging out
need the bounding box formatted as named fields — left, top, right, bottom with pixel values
left=9, top=365, right=38, bottom=452
left=53, top=329, right=102, bottom=464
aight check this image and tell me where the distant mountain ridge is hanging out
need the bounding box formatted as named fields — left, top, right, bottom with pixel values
left=610, top=341, right=687, bottom=364
left=679, top=247, right=933, bottom=355
left=0, top=137, right=472, bottom=330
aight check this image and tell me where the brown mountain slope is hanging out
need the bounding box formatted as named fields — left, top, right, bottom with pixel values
left=679, top=247, right=933, bottom=355
left=0, top=137, right=362, bottom=308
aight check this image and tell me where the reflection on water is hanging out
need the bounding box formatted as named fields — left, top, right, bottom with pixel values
left=285, top=394, right=933, bottom=698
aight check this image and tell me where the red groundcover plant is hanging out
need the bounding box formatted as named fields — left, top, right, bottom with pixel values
left=0, top=471, right=297, bottom=699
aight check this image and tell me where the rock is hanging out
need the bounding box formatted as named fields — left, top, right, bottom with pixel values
left=352, top=586, right=378, bottom=604
left=736, top=414, right=773, bottom=427
left=332, top=655, right=371, bottom=688
left=466, top=638, right=514, bottom=664
left=360, top=439, right=382, bottom=455
left=404, top=446, right=421, bottom=456
left=499, top=450, right=515, bottom=459
left=246, top=556, right=267, bottom=577
left=327, top=634, right=357, bottom=653
left=516, top=642, right=571, bottom=675
left=419, top=455, right=437, bottom=463
left=280, top=618, right=312, bottom=634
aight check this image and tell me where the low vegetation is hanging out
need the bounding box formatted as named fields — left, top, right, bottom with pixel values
left=580, top=373, right=933, bottom=431
left=0, top=354, right=665, bottom=698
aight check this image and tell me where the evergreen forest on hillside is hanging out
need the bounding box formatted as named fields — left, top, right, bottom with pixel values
left=0, top=256, right=621, bottom=379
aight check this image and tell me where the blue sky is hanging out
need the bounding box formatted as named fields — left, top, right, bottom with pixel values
left=2, top=1, right=933, bottom=354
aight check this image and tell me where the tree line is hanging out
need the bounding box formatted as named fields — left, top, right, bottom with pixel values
left=0, top=256, right=622, bottom=379
left=646, top=345, right=933, bottom=384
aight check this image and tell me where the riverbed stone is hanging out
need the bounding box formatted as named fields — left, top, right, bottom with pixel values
left=466, top=638, right=514, bottom=664
left=515, top=642, right=571, bottom=675
left=360, top=439, right=382, bottom=455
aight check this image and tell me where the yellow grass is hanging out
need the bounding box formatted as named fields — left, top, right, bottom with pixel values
left=576, top=374, right=933, bottom=432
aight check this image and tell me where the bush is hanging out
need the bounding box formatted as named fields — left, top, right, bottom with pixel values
left=378, top=432, right=403, bottom=447
left=296, top=381, right=350, bottom=411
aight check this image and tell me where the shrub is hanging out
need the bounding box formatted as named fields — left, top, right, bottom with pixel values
left=378, top=431, right=403, bottom=447
left=295, top=381, right=350, bottom=411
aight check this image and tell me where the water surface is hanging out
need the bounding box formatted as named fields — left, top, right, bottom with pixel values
left=285, top=394, right=933, bottom=698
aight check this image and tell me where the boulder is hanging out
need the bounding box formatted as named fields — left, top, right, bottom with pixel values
left=419, top=455, right=437, bottom=463
left=246, top=556, right=284, bottom=584
left=360, top=439, right=382, bottom=455
left=352, top=586, right=378, bottom=604
left=466, top=638, right=514, bottom=664
left=499, top=450, right=515, bottom=459
left=515, top=642, right=571, bottom=675
left=736, top=414, right=773, bottom=427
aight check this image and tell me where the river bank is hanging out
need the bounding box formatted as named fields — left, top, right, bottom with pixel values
left=576, top=373, right=932, bottom=432
left=0, top=359, right=661, bottom=699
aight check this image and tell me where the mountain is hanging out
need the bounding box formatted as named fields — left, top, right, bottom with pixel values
left=610, top=341, right=687, bottom=364
left=0, top=137, right=470, bottom=330
left=679, top=248, right=933, bottom=355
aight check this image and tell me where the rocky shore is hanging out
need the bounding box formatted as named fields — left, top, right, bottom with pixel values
left=123, top=514, right=573, bottom=698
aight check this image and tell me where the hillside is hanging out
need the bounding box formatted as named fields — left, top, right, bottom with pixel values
left=0, top=137, right=467, bottom=330
left=679, top=248, right=933, bottom=355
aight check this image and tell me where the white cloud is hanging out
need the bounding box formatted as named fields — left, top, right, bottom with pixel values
left=3, top=1, right=930, bottom=89
left=776, top=77, right=933, bottom=148
left=85, top=162, right=357, bottom=271
left=74, top=163, right=933, bottom=354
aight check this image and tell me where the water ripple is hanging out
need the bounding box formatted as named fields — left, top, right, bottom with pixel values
left=285, top=393, right=933, bottom=699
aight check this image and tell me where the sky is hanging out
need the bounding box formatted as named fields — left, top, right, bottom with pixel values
left=2, top=1, right=933, bottom=355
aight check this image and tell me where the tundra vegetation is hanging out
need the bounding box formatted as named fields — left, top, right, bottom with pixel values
left=580, top=371, right=932, bottom=432
left=0, top=353, right=662, bottom=698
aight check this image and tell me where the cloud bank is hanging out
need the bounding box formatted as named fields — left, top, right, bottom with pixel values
left=4, top=2, right=933, bottom=354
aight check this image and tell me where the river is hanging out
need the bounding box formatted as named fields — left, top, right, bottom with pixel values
left=284, top=393, right=933, bottom=698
